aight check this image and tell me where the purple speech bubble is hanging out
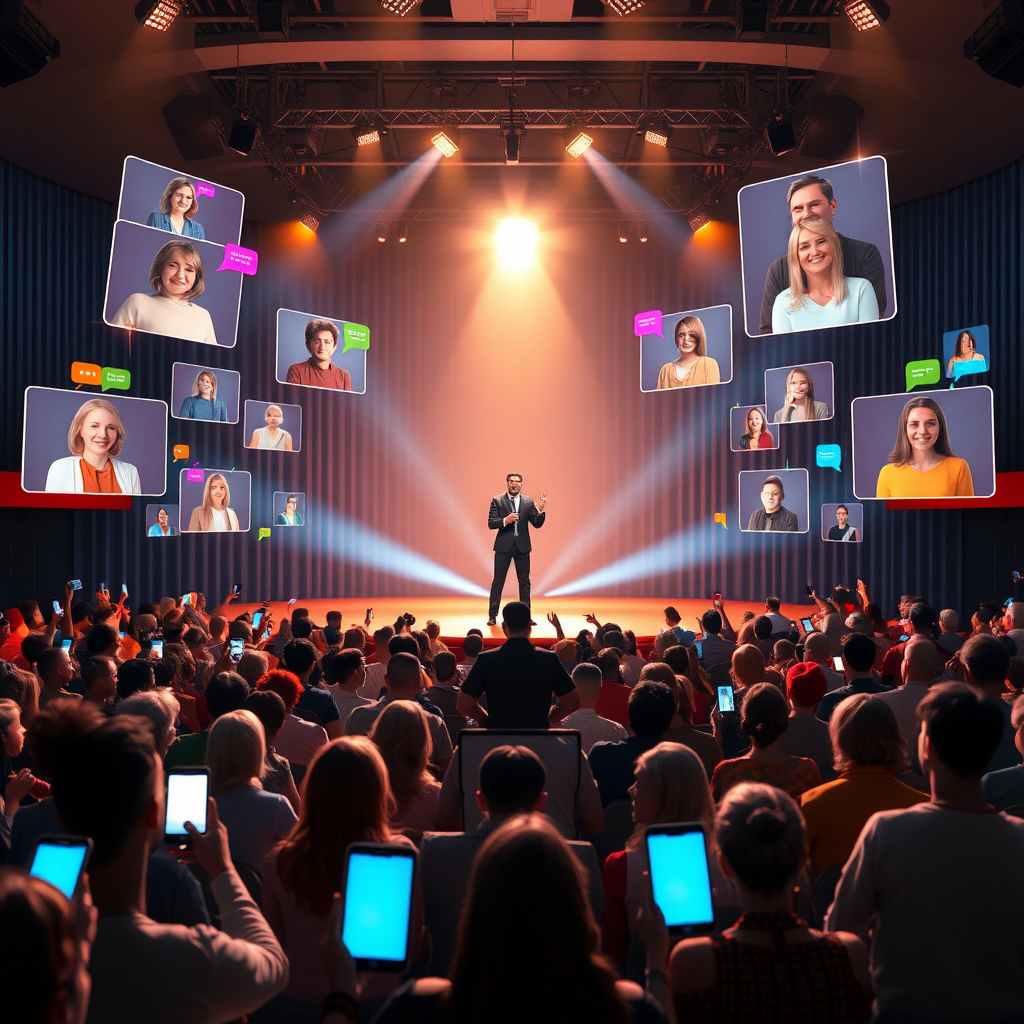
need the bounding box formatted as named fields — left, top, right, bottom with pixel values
left=195, top=182, right=216, bottom=198
left=186, top=468, right=205, bottom=483
left=216, top=244, right=259, bottom=276
left=634, top=310, right=663, bottom=338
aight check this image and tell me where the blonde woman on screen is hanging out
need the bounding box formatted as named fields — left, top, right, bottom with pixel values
left=187, top=473, right=240, bottom=531
left=774, top=367, right=830, bottom=423
left=45, top=398, right=142, bottom=494
left=656, top=315, right=721, bottom=388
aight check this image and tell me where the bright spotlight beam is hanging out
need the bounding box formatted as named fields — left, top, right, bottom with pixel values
left=495, top=218, right=538, bottom=271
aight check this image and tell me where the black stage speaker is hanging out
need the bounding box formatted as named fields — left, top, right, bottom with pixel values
left=0, top=0, right=60, bottom=88
left=767, top=117, right=798, bottom=156
left=227, top=118, right=258, bottom=156
left=799, top=95, right=864, bottom=161
left=964, top=0, right=1024, bottom=87
left=162, top=94, right=224, bottom=161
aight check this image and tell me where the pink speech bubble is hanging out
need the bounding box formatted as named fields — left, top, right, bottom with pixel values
left=195, top=182, right=216, bottom=198
left=634, top=310, right=663, bottom=338
left=186, top=468, right=204, bottom=483
left=216, top=244, right=258, bottom=276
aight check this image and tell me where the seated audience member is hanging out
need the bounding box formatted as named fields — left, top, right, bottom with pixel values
left=802, top=631, right=844, bottom=691
left=116, top=657, right=155, bottom=701
left=205, top=709, right=298, bottom=873
left=424, top=619, right=448, bottom=658
left=258, top=669, right=328, bottom=772
left=360, top=626, right=394, bottom=697
left=424, top=651, right=462, bottom=717
left=981, top=693, right=1024, bottom=810
left=764, top=596, right=793, bottom=635
left=457, top=632, right=483, bottom=682
left=561, top=662, right=629, bottom=752
left=345, top=652, right=453, bottom=772
left=590, top=681, right=676, bottom=807
left=698, top=609, right=737, bottom=672
left=1, top=697, right=41, bottom=819
left=0, top=868, right=94, bottom=1024
left=325, top=648, right=372, bottom=725
left=800, top=694, right=927, bottom=879
left=28, top=701, right=287, bottom=1021
left=369, top=699, right=441, bottom=838
left=235, top=650, right=270, bottom=689
left=602, top=742, right=717, bottom=969
left=36, top=648, right=80, bottom=708
left=828, top=683, right=1024, bottom=1023
left=263, top=737, right=415, bottom=1015
left=771, top=639, right=797, bottom=674
left=372, top=815, right=662, bottom=1024
left=116, top=689, right=180, bottom=758
left=1004, top=601, right=1024, bottom=657
left=878, top=603, right=944, bottom=684
left=658, top=605, right=696, bottom=649
left=876, top=639, right=938, bottom=759
left=80, top=654, right=118, bottom=710
left=644, top=666, right=721, bottom=778
left=244, top=689, right=302, bottom=813
left=420, top=745, right=603, bottom=977
left=777, top=663, right=834, bottom=780
left=160, top=642, right=206, bottom=732
left=1005, top=656, right=1024, bottom=701
left=711, top=683, right=823, bottom=803
left=717, top=644, right=767, bottom=759
left=938, top=608, right=966, bottom=654
left=279, top=639, right=343, bottom=737
left=957, top=633, right=1021, bottom=773
left=662, top=783, right=871, bottom=1023
left=458, top=601, right=579, bottom=729
left=815, top=632, right=891, bottom=724
left=620, top=630, right=647, bottom=687
left=164, top=670, right=250, bottom=768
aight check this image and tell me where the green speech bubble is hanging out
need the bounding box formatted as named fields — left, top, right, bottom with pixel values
left=101, top=367, right=131, bottom=392
left=342, top=322, right=370, bottom=354
left=257, top=527, right=271, bottom=541
left=905, top=359, right=940, bottom=392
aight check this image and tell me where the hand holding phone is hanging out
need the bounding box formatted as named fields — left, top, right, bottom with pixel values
left=52, top=599, right=63, bottom=616
left=645, top=825, right=715, bottom=936
left=252, top=610, right=263, bottom=630
left=69, top=579, right=83, bottom=592
left=165, top=768, right=210, bottom=844
left=717, top=684, right=735, bottom=712
left=713, top=591, right=722, bottom=608
left=806, top=584, right=814, bottom=598
left=342, top=843, right=418, bottom=970
left=232, top=583, right=242, bottom=597
left=30, top=836, right=93, bottom=899
left=151, top=639, right=164, bottom=658
left=229, top=637, right=245, bottom=663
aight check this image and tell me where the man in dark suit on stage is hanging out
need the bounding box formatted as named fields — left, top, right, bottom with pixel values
left=486, top=473, right=548, bottom=626
left=457, top=601, right=579, bottom=729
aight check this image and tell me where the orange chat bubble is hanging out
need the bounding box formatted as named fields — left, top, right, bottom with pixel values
left=172, top=445, right=190, bottom=461
left=713, top=512, right=728, bottom=529
left=71, top=361, right=102, bottom=385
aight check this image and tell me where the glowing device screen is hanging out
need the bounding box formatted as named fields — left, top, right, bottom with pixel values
left=342, top=852, right=414, bottom=961
left=647, top=831, right=714, bottom=928
left=31, top=844, right=88, bottom=899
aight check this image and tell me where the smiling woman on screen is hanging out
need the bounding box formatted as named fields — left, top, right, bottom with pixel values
left=875, top=397, right=974, bottom=498
left=656, top=315, right=721, bottom=388
left=187, top=473, right=240, bottom=532
left=773, top=367, right=830, bottom=423
left=146, top=177, right=206, bottom=239
left=110, top=241, right=217, bottom=346
left=45, top=398, right=141, bottom=494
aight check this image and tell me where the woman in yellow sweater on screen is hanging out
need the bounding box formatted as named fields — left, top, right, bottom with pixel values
left=876, top=397, right=974, bottom=497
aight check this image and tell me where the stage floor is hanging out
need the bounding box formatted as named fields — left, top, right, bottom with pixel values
left=236, top=596, right=814, bottom=643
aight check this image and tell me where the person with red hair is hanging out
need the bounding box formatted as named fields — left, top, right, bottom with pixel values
left=257, top=668, right=328, bottom=771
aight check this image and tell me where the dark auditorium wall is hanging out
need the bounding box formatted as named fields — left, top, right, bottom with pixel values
left=1, top=156, right=1022, bottom=616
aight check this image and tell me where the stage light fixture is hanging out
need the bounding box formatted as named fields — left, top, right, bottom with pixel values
left=503, top=126, right=522, bottom=165
left=617, top=223, right=629, bottom=243
left=0, top=1, right=61, bottom=87
left=378, top=0, right=423, bottom=15
left=638, top=222, right=651, bottom=243
left=843, top=0, right=890, bottom=31
left=227, top=117, right=258, bottom=156
left=600, top=0, right=644, bottom=15
left=496, top=218, right=538, bottom=271
left=375, top=222, right=388, bottom=243
left=135, top=0, right=183, bottom=31
left=396, top=221, right=408, bottom=243
left=563, top=128, right=593, bottom=158
left=643, top=122, right=672, bottom=147
left=352, top=124, right=380, bottom=146
left=431, top=126, right=461, bottom=158
left=688, top=208, right=711, bottom=233
left=298, top=211, right=320, bottom=234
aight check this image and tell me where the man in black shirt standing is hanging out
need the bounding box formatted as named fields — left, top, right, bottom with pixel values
left=486, top=473, right=547, bottom=626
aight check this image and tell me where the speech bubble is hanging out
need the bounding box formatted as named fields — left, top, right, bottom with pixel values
left=195, top=182, right=216, bottom=198
left=713, top=512, right=727, bottom=529
left=186, top=468, right=204, bottom=483
left=216, top=244, right=259, bottom=276
left=905, top=359, right=941, bottom=391
left=101, top=366, right=131, bottom=392
left=342, top=322, right=370, bottom=354
left=71, top=361, right=102, bottom=385
left=172, top=445, right=190, bottom=462
left=816, top=443, right=842, bottom=472
left=633, top=310, right=663, bottom=338
left=952, top=360, right=988, bottom=381
left=257, top=527, right=271, bottom=541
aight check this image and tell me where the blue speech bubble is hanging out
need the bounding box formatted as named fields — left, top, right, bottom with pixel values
left=952, top=359, right=988, bottom=381
left=816, top=444, right=842, bottom=472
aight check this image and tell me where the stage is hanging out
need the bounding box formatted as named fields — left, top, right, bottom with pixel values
left=233, top=596, right=816, bottom=645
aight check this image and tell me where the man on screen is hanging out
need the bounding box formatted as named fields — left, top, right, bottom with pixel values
left=758, top=174, right=887, bottom=334
left=747, top=475, right=799, bottom=532
left=486, top=473, right=547, bottom=626
left=285, top=318, right=352, bottom=390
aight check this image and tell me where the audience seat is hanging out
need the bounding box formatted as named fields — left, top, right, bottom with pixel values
left=594, top=799, right=633, bottom=864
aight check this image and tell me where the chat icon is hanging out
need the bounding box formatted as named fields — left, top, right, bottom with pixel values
left=633, top=310, right=663, bottom=338
left=257, top=527, right=271, bottom=541
left=713, top=512, right=727, bottom=529
left=172, top=445, right=190, bottom=462
left=71, top=361, right=102, bottom=385
left=952, top=360, right=987, bottom=381
left=195, top=182, right=216, bottom=198
left=216, top=244, right=259, bottom=276
left=186, top=468, right=204, bottom=483
left=816, top=444, right=842, bottom=472
left=101, top=366, right=131, bottom=392
left=905, top=359, right=941, bottom=391
left=341, top=322, right=370, bottom=354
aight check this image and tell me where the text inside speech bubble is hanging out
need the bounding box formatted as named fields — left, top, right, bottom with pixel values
left=216, top=244, right=259, bottom=276
left=71, top=361, right=102, bottom=385
left=952, top=360, right=988, bottom=381
left=816, top=444, right=842, bottom=472
left=905, top=359, right=941, bottom=391
left=101, top=367, right=131, bottom=392
left=195, top=182, right=216, bottom=198
left=342, top=322, right=370, bottom=354
left=186, top=468, right=204, bottom=483
left=257, top=527, right=271, bottom=542
left=172, top=445, right=190, bottom=462
left=634, top=310, right=663, bottom=338
left=713, top=512, right=727, bottom=529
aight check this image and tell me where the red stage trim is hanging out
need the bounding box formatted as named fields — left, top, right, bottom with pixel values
left=884, top=471, right=1024, bottom=511
left=0, top=471, right=133, bottom=510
